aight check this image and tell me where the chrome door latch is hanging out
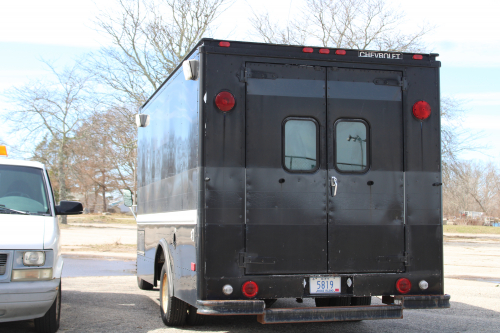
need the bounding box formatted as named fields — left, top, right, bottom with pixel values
left=330, top=176, right=338, bottom=196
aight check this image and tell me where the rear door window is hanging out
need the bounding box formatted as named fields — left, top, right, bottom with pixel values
left=283, top=118, right=319, bottom=172
left=335, top=120, right=369, bottom=172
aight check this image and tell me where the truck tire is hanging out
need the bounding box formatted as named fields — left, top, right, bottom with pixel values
left=34, top=281, right=61, bottom=333
left=137, top=277, right=154, bottom=290
left=186, top=305, right=205, bottom=326
left=159, top=262, right=187, bottom=326
left=351, top=296, right=371, bottom=306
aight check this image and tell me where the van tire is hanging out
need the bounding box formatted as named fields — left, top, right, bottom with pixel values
left=137, top=277, right=154, bottom=290
left=159, top=263, right=187, bottom=326
left=34, top=281, right=61, bottom=333
left=186, top=305, right=205, bottom=326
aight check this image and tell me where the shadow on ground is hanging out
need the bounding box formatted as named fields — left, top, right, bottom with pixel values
left=1, top=288, right=499, bottom=333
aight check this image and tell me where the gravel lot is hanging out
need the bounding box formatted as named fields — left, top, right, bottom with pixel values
left=1, top=224, right=499, bottom=333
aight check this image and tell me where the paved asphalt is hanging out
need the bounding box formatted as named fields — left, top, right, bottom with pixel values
left=1, top=239, right=499, bottom=332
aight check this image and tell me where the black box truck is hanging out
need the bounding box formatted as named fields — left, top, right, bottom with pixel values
left=126, top=39, right=450, bottom=326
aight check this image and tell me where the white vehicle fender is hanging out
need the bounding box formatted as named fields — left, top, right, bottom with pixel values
left=53, top=255, right=64, bottom=279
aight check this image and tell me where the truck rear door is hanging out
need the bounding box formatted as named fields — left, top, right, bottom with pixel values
left=327, top=68, right=405, bottom=273
left=244, top=63, right=405, bottom=275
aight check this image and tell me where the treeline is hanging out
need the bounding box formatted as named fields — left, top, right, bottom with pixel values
left=2, top=0, right=493, bottom=222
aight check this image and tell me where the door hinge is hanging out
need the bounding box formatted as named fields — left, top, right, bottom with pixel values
left=373, top=77, right=407, bottom=91
left=400, top=77, right=408, bottom=91
left=238, top=67, right=278, bottom=82
left=377, top=253, right=410, bottom=266
left=238, top=66, right=251, bottom=82
left=238, top=252, right=276, bottom=267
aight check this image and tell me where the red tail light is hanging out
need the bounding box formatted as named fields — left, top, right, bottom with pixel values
left=319, top=48, right=330, bottom=54
left=413, top=54, right=423, bottom=60
left=215, top=91, right=235, bottom=112
left=335, top=50, right=346, bottom=55
left=412, top=101, right=431, bottom=120
left=303, top=47, right=313, bottom=53
left=219, top=41, right=230, bottom=47
left=242, top=281, right=258, bottom=298
left=396, top=278, right=411, bottom=294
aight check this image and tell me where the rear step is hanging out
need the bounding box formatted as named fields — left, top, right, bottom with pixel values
left=257, top=305, right=403, bottom=324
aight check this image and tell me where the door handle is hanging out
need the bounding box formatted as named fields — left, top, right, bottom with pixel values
left=330, top=176, right=338, bottom=196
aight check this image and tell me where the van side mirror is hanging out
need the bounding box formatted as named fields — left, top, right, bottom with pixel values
left=123, top=189, right=134, bottom=207
left=55, top=201, right=83, bottom=215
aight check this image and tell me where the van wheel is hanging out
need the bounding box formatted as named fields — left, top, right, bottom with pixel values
left=186, top=305, right=205, bottom=326
left=351, top=296, right=371, bottom=306
left=137, top=277, right=154, bottom=290
left=159, top=263, right=187, bottom=326
left=34, top=280, right=61, bottom=333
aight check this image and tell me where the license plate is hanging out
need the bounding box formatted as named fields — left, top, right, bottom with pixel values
left=309, top=277, right=341, bottom=294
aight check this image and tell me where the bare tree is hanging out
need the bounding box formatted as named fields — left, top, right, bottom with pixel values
left=251, top=0, right=432, bottom=52
left=2, top=63, right=94, bottom=223
left=441, top=97, right=485, bottom=169
left=69, top=108, right=137, bottom=213
left=443, top=160, right=500, bottom=218
left=87, top=0, right=232, bottom=107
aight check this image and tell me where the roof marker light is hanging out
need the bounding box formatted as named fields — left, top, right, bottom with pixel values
left=303, top=47, right=313, bottom=53
left=319, top=48, right=330, bottom=54
left=412, top=101, right=431, bottom=120
left=219, top=41, right=230, bottom=47
left=335, top=50, right=346, bottom=55
left=413, top=54, right=423, bottom=60
left=0, top=145, right=7, bottom=156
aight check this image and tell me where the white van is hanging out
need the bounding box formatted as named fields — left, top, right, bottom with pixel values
left=0, top=147, right=82, bottom=333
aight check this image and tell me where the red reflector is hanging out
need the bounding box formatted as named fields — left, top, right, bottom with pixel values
left=396, top=278, right=412, bottom=294
left=303, top=47, right=313, bottom=53
left=335, top=50, right=346, bottom=55
left=242, top=281, right=258, bottom=298
left=319, top=48, right=330, bottom=54
left=412, top=101, right=431, bottom=120
left=413, top=54, right=423, bottom=60
left=219, top=41, right=230, bottom=47
left=191, top=262, right=196, bottom=271
left=215, top=91, right=235, bottom=112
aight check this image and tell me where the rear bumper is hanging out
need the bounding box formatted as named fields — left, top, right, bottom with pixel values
left=0, top=279, right=59, bottom=323
left=197, top=294, right=450, bottom=324
left=385, top=294, right=451, bottom=309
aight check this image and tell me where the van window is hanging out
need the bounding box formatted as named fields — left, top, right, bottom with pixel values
left=283, top=118, right=318, bottom=172
left=0, top=165, right=50, bottom=215
left=335, top=120, right=369, bottom=172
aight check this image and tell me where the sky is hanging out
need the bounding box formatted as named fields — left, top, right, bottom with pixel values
left=0, top=0, right=499, bottom=162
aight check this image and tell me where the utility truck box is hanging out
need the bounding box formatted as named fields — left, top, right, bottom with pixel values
left=131, top=39, right=450, bottom=326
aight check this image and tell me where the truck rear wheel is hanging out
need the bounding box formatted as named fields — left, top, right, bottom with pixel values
left=34, top=281, right=61, bottom=333
left=137, top=276, right=154, bottom=290
left=159, top=263, right=187, bottom=326
left=186, top=305, right=205, bottom=326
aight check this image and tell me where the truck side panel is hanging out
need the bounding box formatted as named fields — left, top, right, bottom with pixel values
left=137, top=52, right=200, bottom=305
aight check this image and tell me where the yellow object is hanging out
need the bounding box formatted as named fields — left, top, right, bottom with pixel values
left=0, top=145, right=7, bottom=156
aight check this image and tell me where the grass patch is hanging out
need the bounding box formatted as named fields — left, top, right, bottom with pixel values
left=444, top=225, right=500, bottom=235
left=67, top=213, right=136, bottom=225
